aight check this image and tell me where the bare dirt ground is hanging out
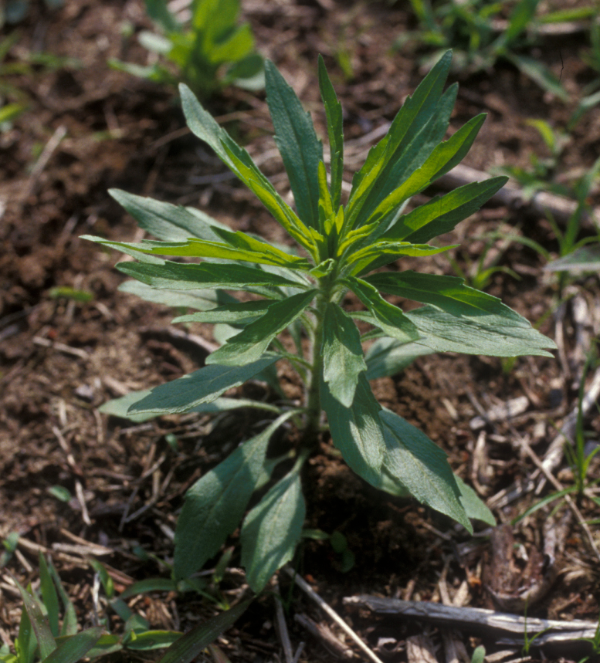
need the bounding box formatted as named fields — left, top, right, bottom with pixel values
left=1, top=1, right=600, bottom=661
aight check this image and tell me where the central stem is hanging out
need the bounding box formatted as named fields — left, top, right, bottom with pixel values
left=302, top=280, right=332, bottom=445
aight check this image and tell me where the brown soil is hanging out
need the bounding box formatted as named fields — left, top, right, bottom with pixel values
left=1, top=1, right=600, bottom=662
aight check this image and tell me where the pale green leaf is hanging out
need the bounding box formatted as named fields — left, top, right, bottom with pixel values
left=365, top=336, right=435, bottom=380
left=118, top=280, right=237, bottom=310
left=241, top=468, right=306, bottom=593
left=379, top=409, right=471, bottom=532
left=206, top=290, right=316, bottom=366
left=453, top=475, right=495, bottom=526
left=322, top=303, right=366, bottom=407
left=345, top=276, right=419, bottom=343
left=545, top=245, right=600, bottom=273
left=128, top=354, right=281, bottom=414
left=125, top=631, right=181, bottom=652
left=174, top=411, right=296, bottom=579
left=173, top=300, right=272, bottom=326
left=321, top=374, right=386, bottom=485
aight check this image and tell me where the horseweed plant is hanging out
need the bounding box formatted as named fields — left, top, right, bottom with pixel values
left=84, top=52, right=556, bottom=593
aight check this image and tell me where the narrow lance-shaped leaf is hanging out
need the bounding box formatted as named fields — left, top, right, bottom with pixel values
left=206, top=289, right=316, bottom=366
left=348, top=240, right=456, bottom=275
left=82, top=236, right=310, bottom=270
left=108, top=189, right=228, bottom=242
left=265, top=60, right=323, bottom=229
left=318, top=55, right=344, bottom=210
left=42, top=628, right=104, bottom=663
left=241, top=463, right=306, bottom=593
left=13, top=578, right=56, bottom=659
left=118, top=280, right=238, bottom=311
left=321, top=373, right=386, bottom=486
left=38, top=554, right=60, bottom=637
left=344, top=276, right=419, bottom=343
left=386, top=177, right=509, bottom=244
left=174, top=411, right=298, bottom=579
left=116, top=259, right=307, bottom=293
left=346, top=51, right=452, bottom=228
left=379, top=409, right=472, bottom=532
left=179, top=84, right=317, bottom=254
left=128, top=354, right=281, bottom=415
left=322, top=303, right=367, bottom=407
left=173, top=300, right=273, bottom=326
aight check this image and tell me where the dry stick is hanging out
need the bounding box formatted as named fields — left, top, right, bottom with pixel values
left=52, top=426, right=91, bottom=526
left=284, top=567, right=385, bottom=663
left=435, top=163, right=600, bottom=228
left=343, top=595, right=598, bottom=647
left=273, top=582, right=294, bottom=663
left=514, top=432, right=600, bottom=563
left=19, top=125, right=67, bottom=204
left=294, top=614, right=353, bottom=660
left=538, top=365, right=600, bottom=491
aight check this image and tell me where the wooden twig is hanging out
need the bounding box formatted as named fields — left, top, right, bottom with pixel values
left=284, top=567, right=385, bottom=663
left=344, top=595, right=598, bottom=647
left=294, top=614, right=353, bottom=659
left=274, top=582, right=294, bottom=663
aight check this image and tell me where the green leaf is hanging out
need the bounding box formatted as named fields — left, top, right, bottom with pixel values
left=206, top=290, right=316, bottom=366
left=14, top=579, right=56, bottom=659
left=41, top=628, right=103, bottom=663
left=504, top=52, right=569, bottom=102
left=322, top=303, right=367, bottom=407
left=348, top=240, right=455, bottom=275
left=471, top=645, right=486, bottom=663
left=173, top=300, right=273, bottom=326
left=345, top=276, right=419, bottom=343
left=85, top=236, right=310, bottom=270
left=346, top=51, right=452, bottom=228
left=38, top=554, right=60, bottom=637
left=318, top=55, right=344, bottom=210
left=321, top=374, right=386, bottom=485
left=241, top=467, right=306, bottom=593
left=156, top=601, right=250, bottom=663
left=120, top=578, right=178, bottom=600
left=109, top=189, right=228, bottom=242
left=379, top=409, right=472, bottom=532
left=387, top=177, right=508, bottom=244
left=179, top=84, right=316, bottom=254
left=125, top=631, right=182, bottom=652
left=365, top=336, right=434, bottom=380
left=174, top=411, right=297, bottom=579
left=404, top=304, right=556, bottom=357
left=15, top=598, right=36, bottom=663
left=453, top=475, right=495, bottom=526
left=144, top=0, right=180, bottom=33
left=128, top=354, right=281, bottom=415
left=83, top=634, right=123, bottom=660
left=265, top=60, right=323, bottom=229
left=546, top=245, right=600, bottom=273
left=47, top=561, right=77, bottom=637
left=116, top=259, right=307, bottom=292
left=118, top=280, right=238, bottom=310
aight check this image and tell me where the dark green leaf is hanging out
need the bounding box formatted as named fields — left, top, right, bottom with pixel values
left=379, top=409, right=471, bottom=532
left=322, top=303, right=367, bottom=407
left=265, top=60, right=323, bottom=228
left=241, top=468, right=306, bottom=593
left=14, top=579, right=56, bottom=659
left=156, top=601, right=250, bottom=663
left=42, top=628, right=103, bottom=663
left=109, top=189, right=227, bottom=242
left=126, top=631, right=181, bottom=652
left=321, top=374, right=386, bottom=485
left=129, top=354, right=281, bottom=414
left=318, top=55, right=344, bottom=210
left=174, top=412, right=296, bottom=579
left=38, top=554, right=60, bottom=637
left=206, top=290, right=316, bottom=366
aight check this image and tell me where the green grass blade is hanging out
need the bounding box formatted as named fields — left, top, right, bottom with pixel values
left=156, top=601, right=250, bottom=663
left=38, top=554, right=60, bottom=638
left=265, top=60, right=323, bottom=228
left=13, top=580, right=56, bottom=660
left=41, top=628, right=103, bottom=663
left=241, top=467, right=306, bottom=593
left=15, top=601, right=37, bottom=663
left=174, top=411, right=297, bottom=579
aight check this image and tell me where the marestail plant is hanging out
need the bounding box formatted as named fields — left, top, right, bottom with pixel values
left=110, top=0, right=264, bottom=100
left=84, top=52, right=556, bottom=593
